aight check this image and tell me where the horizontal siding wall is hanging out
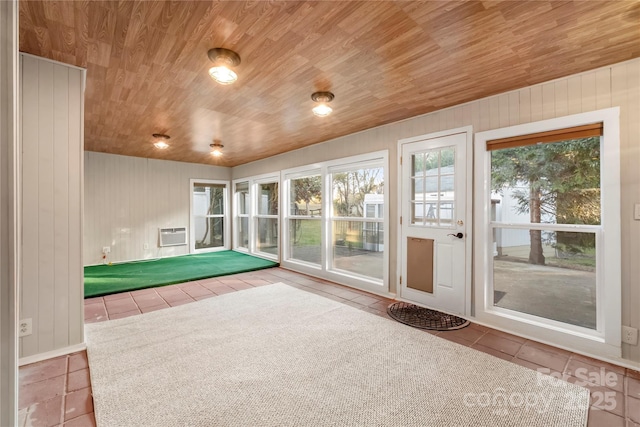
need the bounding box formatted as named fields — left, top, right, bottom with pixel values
left=84, top=152, right=230, bottom=265
left=20, top=54, right=84, bottom=358
left=232, top=58, right=640, bottom=364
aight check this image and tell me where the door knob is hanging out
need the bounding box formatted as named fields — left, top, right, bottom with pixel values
left=447, top=232, right=464, bottom=239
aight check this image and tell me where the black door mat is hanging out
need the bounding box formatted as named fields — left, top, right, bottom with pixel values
left=387, top=302, right=470, bottom=331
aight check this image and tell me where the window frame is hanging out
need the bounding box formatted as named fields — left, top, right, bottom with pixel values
left=327, top=161, right=386, bottom=282
left=253, top=176, right=280, bottom=260
left=232, top=180, right=250, bottom=252
left=473, top=107, right=621, bottom=358
left=189, top=179, right=230, bottom=254
left=283, top=168, right=323, bottom=269
left=408, top=146, right=457, bottom=228
left=231, top=173, right=281, bottom=262
left=282, top=151, right=390, bottom=295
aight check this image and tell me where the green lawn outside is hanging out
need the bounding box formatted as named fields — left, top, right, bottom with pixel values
left=290, top=219, right=321, bottom=246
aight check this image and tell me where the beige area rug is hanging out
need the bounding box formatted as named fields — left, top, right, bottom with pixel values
left=85, top=283, right=589, bottom=427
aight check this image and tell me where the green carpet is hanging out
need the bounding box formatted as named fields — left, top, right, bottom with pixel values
left=84, top=251, right=278, bottom=298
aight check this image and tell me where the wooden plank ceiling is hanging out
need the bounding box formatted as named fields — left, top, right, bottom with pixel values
left=19, top=1, right=640, bottom=167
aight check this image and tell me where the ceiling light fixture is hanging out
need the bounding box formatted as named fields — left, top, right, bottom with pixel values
left=152, top=133, right=170, bottom=149
left=207, top=48, right=241, bottom=85
left=210, top=141, right=224, bottom=157
left=311, top=91, right=334, bottom=117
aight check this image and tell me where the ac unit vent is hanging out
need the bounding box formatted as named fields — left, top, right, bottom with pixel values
left=159, top=227, right=187, bottom=247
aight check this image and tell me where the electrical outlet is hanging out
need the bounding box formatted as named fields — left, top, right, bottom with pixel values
left=102, top=246, right=110, bottom=254
left=19, top=318, right=32, bottom=337
left=143, top=243, right=149, bottom=250
left=635, top=203, right=640, bottom=220
left=622, top=326, right=638, bottom=345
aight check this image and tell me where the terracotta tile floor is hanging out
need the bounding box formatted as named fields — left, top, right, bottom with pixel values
left=18, top=267, right=640, bottom=426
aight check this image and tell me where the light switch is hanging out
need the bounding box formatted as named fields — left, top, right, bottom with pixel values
left=635, top=204, right=640, bottom=220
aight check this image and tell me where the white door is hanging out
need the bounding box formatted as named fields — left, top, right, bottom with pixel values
left=399, top=129, right=471, bottom=315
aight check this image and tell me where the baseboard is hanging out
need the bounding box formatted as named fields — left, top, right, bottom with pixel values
left=463, top=318, right=640, bottom=373
left=279, top=265, right=396, bottom=300
left=239, top=250, right=279, bottom=264
left=19, top=342, right=86, bottom=366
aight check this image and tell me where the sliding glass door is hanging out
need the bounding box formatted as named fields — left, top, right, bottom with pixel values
left=282, top=152, right=389, bottom=293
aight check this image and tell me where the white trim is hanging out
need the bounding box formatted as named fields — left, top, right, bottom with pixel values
left=235, top=249, right=276, bottom=263
left=279, top=165, right=323, bottom=179
left=1, top=1, right=19, bottom=424
left=473, top=107, right=621, bottom=358
left=396, top=126, right=474, bottom=316
left=252, top=175, right=280, bottom=261
left=398, top=126, right=472, bottom=146
left=490, top=222, right=601, bottom=232
left=231, top=178, right=250, bottom=251
left=77, top=65, right=87, bottom=345
left=189, top=179, right=231, bottom=254
left=321, top=150, right=388, bottom=169
left=282, top=171, right=323, bottom=269
left=247, top=172, right=281, bottom=184
left=327, top=159, right=385, bottom=174
left=330, top=216, right=384, bottom=223
left=18, top=342, right=86, bottom=367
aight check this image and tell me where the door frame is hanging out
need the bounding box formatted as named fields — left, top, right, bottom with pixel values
left=189, top=179, right=231, bottom=254
left=396, top=126, right=473, bottom=315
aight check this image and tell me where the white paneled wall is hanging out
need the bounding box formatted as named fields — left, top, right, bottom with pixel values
left=84, top=152, right=230, bottom=265
left=20, top=54, right=84, bottom=359
left=233, top=59, right=640, bottom=364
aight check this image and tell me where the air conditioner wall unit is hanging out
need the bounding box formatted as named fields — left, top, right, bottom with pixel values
left=159, top=227, right=187, bottom=247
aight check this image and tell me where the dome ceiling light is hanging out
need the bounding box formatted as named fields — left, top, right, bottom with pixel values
left=152, top=133, right=170, bottom=149
left=311, top=91, right=335, bottom=117
left=210, top=141, right=224, bottom=157
left=207, top=48, right=241, bottom=85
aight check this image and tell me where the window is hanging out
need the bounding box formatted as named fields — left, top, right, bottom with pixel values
left=235, top=181, right=249, bottom=250
left=329, top=164, right=384, bottom=280
left=474, top=108, right=621, bottom=358
left=283, top=151, right=389, bottom=294
left=410, top=147, right=455, bottom=226
left=490, top=134, right=600, bottom=329
left=190, top=180, right=229, bottom=253
left=288, top=174, right=322, bottom=266
left=255, top=181, right=279, bottom=257
left=232, top=174, right=280, bottom=261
